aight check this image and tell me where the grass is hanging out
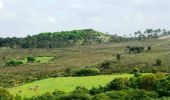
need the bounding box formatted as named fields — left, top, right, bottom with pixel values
left=8, top=74, right=133, bottom=98
left=9, top=56, right=54, bottom=65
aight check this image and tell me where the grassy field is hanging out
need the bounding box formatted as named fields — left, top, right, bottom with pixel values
left=8, top=74, right=133, bottom=98
left=1, top=38, right=170, bottom=74
left=19, top=56, right=54, bottom=64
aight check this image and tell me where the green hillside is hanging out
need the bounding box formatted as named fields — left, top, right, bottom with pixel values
left=8, top=74, right=133, bottom=98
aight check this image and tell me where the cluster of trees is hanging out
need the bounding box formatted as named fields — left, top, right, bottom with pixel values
left=2, top=73, right=168, bottom=100
left=0, top=29, right=105, bottom=48
left=126, top=46, right=145, bottom=54
left=134, top=28, right=170, bottom=40
left=73, top=68, right=100, bottom=76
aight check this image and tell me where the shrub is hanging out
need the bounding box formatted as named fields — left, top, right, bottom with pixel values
left=74, top=68, right=100, bottom=76
left=6, top=60, right=23, bottom=66
left=106, top=78, right=129, bottom=91
left=90, top=86, right=105, bottom=95
left=132, top=67, right=140, bottom=74
left=101, top=61, right=111, bottom=69
left=123, top=89, right=156, bottom=100
left=27, top=56, right=36, bottom=63
left=59, top=87, right=92, bottom=100
left=129, top=77, right=138, bottom=89
left=106, top=89, right=158, bottom=100
left=127, top=46, right=145, bottom=54
left=147, top=46, right=151, bottom=51
left=156, top=59, right=162, bottom=66
left=116, top=54, right=121, bottom=61
left=154, top=76, right=170, bottom=97
left=137, top=74, right=156, bottom=90
left=33, top=92, right=55, bottom=100
left=92, top=93, right=111, bottom=100
left=105, top=90, right=128, bottom=99
left=0, top=88, right=14, bottom=100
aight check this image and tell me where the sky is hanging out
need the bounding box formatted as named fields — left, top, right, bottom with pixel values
left=0, top=0, right=170, bottom=37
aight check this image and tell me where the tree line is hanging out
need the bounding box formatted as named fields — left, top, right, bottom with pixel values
left=0, top=29, right=103, bottom=48
left=134, top=28, right=170, bottom=40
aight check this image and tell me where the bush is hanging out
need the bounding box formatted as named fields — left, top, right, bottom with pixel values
left=123, top=89, right=157, bottom=100
left=32, top=92, right=55, bottom=100
left=137, top=74, right=156, bottom=90
left=90, top=86, right=105, bottom=95
left=92, top=93, right=111, bottom=100
left=27, top=56, right=36, bottom=63
left=147, top=46, right=151, bottom=51
left=106, top=89, right=158, bottom=100
left=59, top=87, right=92, bottom=100
left=106, top=78, right=129, bottom=91
left=129, top=77, right=138, bottom=89
left=6, top=60, right=23, bottom=66
left=101, top=61, right=111, bottom=69
left=74, top=68, right=100, bottom=76
left=127, top=46, right=145, bottom=54
left=132, top=67, right=140, bottom=74
left=0, top=88, right=14, bottom=100
left=154, top=76, right=170, bottom=97
left=156, top=59, right=162, bottom=66
left=105, top=90, right=128, bottom=99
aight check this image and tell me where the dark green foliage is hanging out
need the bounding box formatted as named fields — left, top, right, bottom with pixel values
left=147, top=46, right=151, bottom=51
left=90, top=86, right=105, bottom=95
left=123, top=89, right=158, bottom=100
left=105, top=90, right=128, bottom=100
left=92, top=93, right=111, bottom=100
left=101, top=61, right=111, bottom=69
left=74, top=68, right=100, bottom=76
left=27, top=56, right=36, bottom=63
left=129, top=77, right=138, bottom=89
left=105, top=78, right=129, bottom=91
left=156, top=59, right=162, bottom=66
left=31, top=92, right=55, bottom=100
left=0, top=88, right=13, bottom=100
left=59, top=86, right=92, bottom=100
left=137, top=74, right=157, bottom=90
left=6, top=60, right=23, bottom=66
left=116, top=54, right=121, bottom=61
left=154, top=76, right=170, bottom=97
left=0, top=29, right=105, bottom=48
left=132, top=67, right=140, bottom=74
left=127, top=46, right=145, bottom=54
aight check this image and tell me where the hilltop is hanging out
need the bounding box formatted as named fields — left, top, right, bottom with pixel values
left=0, top=29, right=127, bottom=48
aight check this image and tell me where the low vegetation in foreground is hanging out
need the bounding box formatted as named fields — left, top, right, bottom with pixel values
left=0, top=73, right=169, bottom=100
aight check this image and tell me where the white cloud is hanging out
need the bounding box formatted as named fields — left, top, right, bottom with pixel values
left=0, top=0, right=4, bottom=10
left=46, top=17, right=56, bottom=23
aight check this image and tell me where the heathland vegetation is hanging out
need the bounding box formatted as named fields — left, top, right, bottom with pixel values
left=0, top=28, right=170, bottom=100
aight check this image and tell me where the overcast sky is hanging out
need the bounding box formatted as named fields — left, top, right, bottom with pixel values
left=0, top=0, right=170, bottom=37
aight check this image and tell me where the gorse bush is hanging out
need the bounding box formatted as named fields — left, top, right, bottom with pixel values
left=74, top=68, right=100, bottom=76
left=27, top=56, right=36, bottom=63
left=6, top=60, right=23, bottom=66
left=105, top=78, right=129, bottom=91
left=137, top=74, right=157, bottom=90
left=156, top=59, right=162, bottom=66
left=127, top=46, right=145, bottom=54
left=154, top=76, right=170, bottom=97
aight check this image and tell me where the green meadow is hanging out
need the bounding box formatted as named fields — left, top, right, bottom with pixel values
left=8, top=74, right=133, bottom=98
